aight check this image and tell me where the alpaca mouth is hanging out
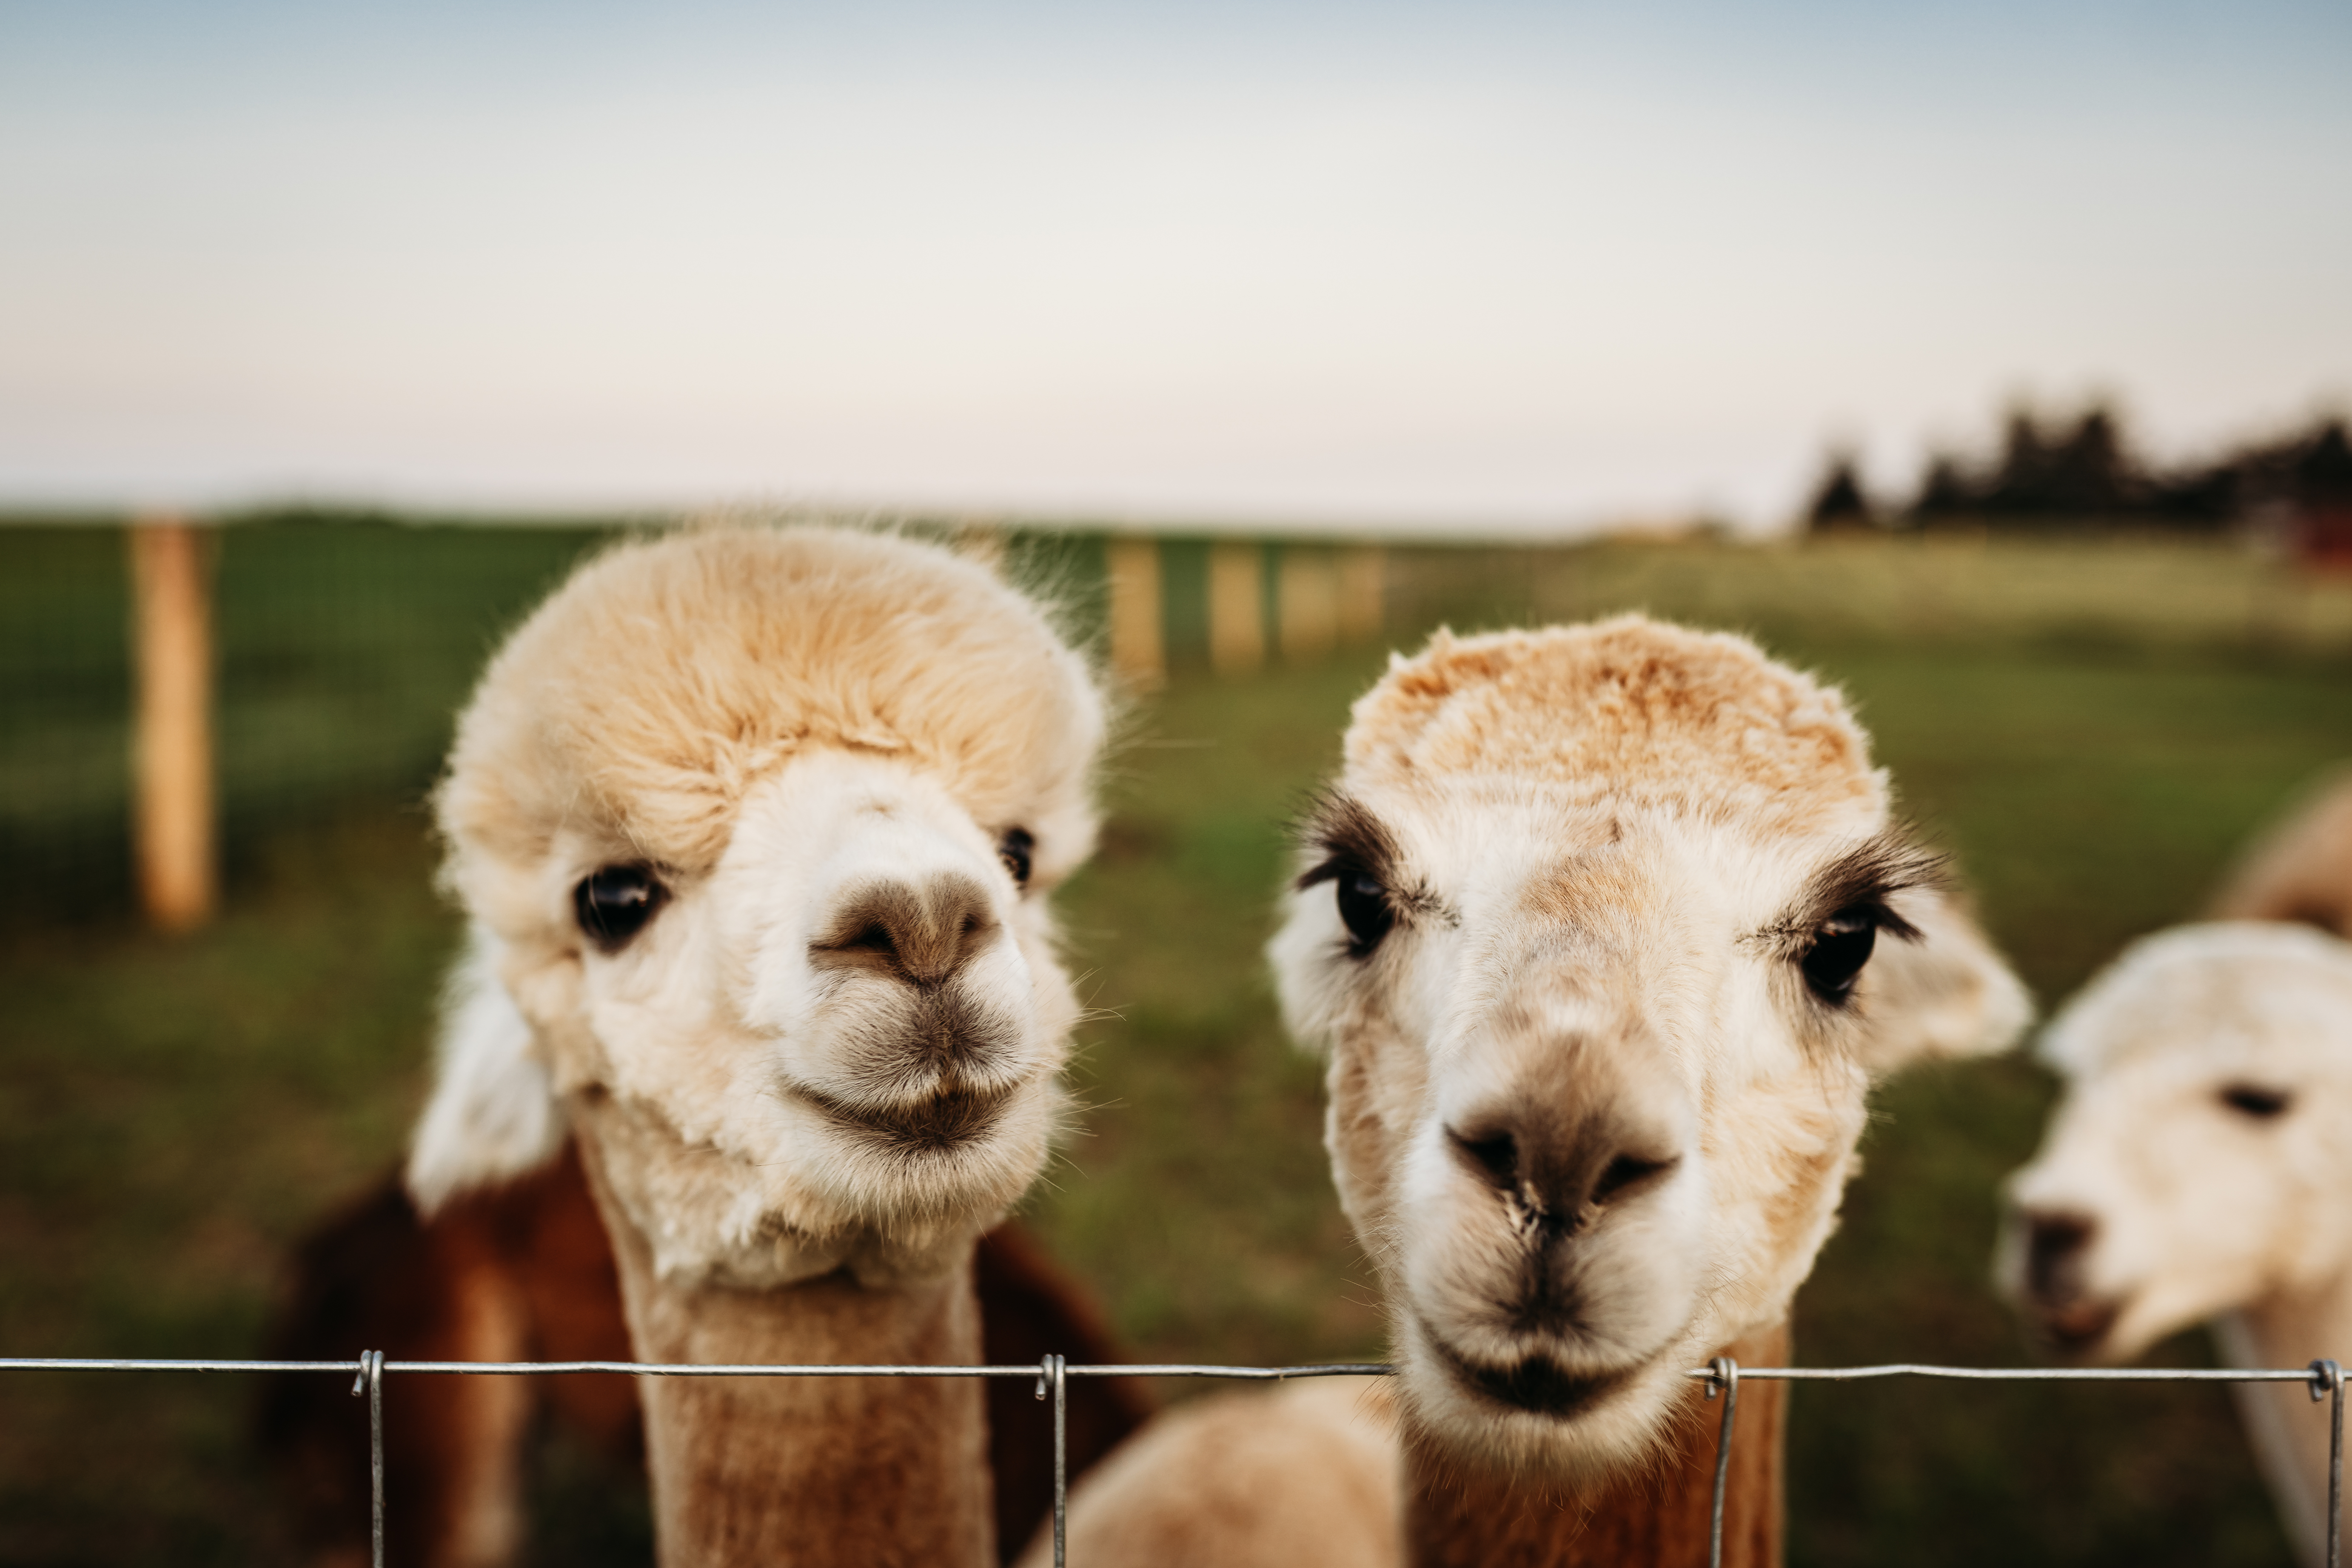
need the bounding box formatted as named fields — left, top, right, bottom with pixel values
left=2029, top=1295, right=2121, bottom=1360
left=1425, top=1323, right=1636, bottom=1418
left=797, top=1081, right=1016, bottom=1158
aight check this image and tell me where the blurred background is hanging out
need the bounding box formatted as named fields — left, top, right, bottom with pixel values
left=4, top=0, right=2350, bottom=1564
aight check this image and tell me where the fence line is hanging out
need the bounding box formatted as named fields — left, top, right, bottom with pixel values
left=3, top=1354, right=2341, bottom=1568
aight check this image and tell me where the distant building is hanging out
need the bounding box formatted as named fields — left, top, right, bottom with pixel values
left=2285, top=421, right=2352, bottom=570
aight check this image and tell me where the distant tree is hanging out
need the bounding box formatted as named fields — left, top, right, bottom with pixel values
left=1910, top=452, right=1979, bottom=520
left=1976, top=403, right=2137, bottom=521
left=1895, top=400, right=2345, bottom=535
left=1804, top=452, right=1876, bottom=533
left=1979, top=406, right=2053, bottom=519
left=2292, top=419, right=2352, bottom=507
left=2143, top=459, right=2241, bottom=527
left=2044, top=407, right=2133, bottom=515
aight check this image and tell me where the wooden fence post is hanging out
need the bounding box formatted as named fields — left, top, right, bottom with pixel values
left=1105, top=536, right=1166, bottom=691
left=1338, top=545, right=1386, bottom=645
left=130, top=517, right=217, bottom=931
left=1208, top=541, right=1265, bottom=676
left=1278, top=547, right=1338, bottom=663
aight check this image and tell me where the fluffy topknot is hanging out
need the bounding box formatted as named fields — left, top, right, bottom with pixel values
left=1345, top=616, right=1884, bottom=835
left=437, top=526, right=1105, bottom=939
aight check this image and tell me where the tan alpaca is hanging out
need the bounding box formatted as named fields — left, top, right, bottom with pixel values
left=2208, top=767, right=2352, bottom=935
left=1031, top=617, right=2029, bottom=1568
left=408, top=525, right=1105, bottom=1568
left=2002, top=924, right=2352, bottom=1568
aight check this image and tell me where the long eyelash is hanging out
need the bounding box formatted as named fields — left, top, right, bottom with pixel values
left=1298, top=854, right=1357, bottom=892
left=1809, top=836, right=1948, bottom=942
left=1749, top=836, right=1945, bottom=958
left=1868, top=900, right=1923, bottom=943
left=1291, top=790, right=1401, bottom=893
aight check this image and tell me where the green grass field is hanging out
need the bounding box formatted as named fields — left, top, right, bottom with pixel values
left=3, top=522, right=2349, bottom=1565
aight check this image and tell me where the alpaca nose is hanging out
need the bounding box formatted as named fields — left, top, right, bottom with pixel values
left=2018, top=1207, right=2099, bottom=1304
left=812, top=872, right=1000, bottom=987
left=1447, top=1106, right=1682, bottom=1236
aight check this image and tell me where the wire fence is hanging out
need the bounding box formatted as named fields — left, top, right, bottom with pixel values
left=1, top=1354, right=2340, bottom=1568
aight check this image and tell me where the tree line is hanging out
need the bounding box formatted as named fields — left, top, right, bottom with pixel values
left=1806, top=404, right=2352, bottom=533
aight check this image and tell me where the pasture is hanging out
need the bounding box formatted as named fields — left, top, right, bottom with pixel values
left=2, top=521, right=2349, bottom=1565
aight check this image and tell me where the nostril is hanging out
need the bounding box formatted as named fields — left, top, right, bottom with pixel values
left=2024, top=1211, right=2098, bottom=1298
left=1591, top=1152, right=1677, bottom=1204
left=1448, top=1126, right=1520, bottom=1189
left=813, top=873, right=998, bottom=987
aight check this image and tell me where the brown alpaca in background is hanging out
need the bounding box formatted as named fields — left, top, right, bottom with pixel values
left=259, top=1145, right=1146, bottom=1567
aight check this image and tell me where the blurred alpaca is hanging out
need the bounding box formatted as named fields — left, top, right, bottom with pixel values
left=2003, top=767, right=2352, bottom=1568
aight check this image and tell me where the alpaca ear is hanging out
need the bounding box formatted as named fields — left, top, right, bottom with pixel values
left=405, top=925, right=566, bottom=1216
left=1854, top=886, right=2034, bottom=1076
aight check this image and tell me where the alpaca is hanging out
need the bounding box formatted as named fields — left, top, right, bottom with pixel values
left=258, top=1153, right=1149, bottom=1568
left=395, top=524, right=1106, bottom=1568
left=2000, top=921, right=2352, bottom=1567
left=2208, top=767, right=2352, bottom=934
left=1032, top=617, right=2031, bottom=1567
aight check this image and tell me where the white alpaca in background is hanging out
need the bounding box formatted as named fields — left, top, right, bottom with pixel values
left=2003, top=921, right=2352, bottom=1568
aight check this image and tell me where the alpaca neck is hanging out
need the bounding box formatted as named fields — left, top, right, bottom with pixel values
left=577, top=1135, right=995, bottom=1568
left=2215, top=1279, right=2352, bottom=1568
left=1404, top=1323, right=1790, bottom=1568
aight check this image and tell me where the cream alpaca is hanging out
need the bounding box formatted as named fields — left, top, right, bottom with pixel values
left=410, top=525, right=1104, bottom=1567
left=2002, top=923, right=2352, bottom=1567
left=1038, top=617, right=2029, bottom=1568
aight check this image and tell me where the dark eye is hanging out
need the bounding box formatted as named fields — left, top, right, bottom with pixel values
left=1800, top=906, right=1879, bottom=1003
left=573, top=864, right=666, bottom=951
left=2219, top=1083, right=2292, bottom=1120
left=1334, top=868, right=1395, bottom=957
left=998, top=827, right=1035, bottom=888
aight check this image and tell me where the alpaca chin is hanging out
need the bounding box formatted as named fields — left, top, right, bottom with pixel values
left=1392, top=1307, right=1710, bottom=1485
left=789, top=1077, right=1061, bottom=1244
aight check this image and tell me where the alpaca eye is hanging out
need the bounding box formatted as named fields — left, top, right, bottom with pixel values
left=1800, top=907, right=1878, bottom=1003
left=574, top=864, right=666, bottom=952
left=1335, top=869, right=1395, bottom=957
left=998, top=827, right=1035, bottom=889
left=2219, top=1083, right=2292, bottom=1120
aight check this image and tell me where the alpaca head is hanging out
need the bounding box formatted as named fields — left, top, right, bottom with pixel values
left=2000, top=922, right=2352, bottom=1362
left=429, top=526, right=1105, bottom=1287
left=1268, top=617, right=2029, bottom=1478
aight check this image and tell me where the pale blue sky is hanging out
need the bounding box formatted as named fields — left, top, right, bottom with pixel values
left=3, top=0, right=2346, bottom=531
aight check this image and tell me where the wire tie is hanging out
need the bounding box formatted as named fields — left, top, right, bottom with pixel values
left=1705, top=1356, right=1740, bottom=1568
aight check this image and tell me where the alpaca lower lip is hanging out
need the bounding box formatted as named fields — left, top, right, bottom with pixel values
left=2033, top=1296, right=2121, bottom=1358
left=1427, top=1327, right=1635, bottom=1417
left=797, top=1083, right=1015, bottom=1156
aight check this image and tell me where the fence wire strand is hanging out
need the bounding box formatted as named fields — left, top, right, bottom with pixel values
left=5, top=1352, right=2345, bottom=1568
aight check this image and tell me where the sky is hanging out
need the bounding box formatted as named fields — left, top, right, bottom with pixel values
left=3, top=0, right=2347, bottom=534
